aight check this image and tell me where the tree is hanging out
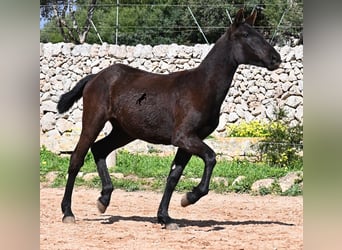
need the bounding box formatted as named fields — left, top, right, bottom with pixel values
left=40, top=0, right=303, bottom=45
left=261, top=0, right=303, bottom=45
left=40, top=0, right=98, bottom=44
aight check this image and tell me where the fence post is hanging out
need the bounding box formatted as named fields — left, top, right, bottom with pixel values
left=115, top=0, right=119, bottom=45
left=187, top=6, right=209, bottom=44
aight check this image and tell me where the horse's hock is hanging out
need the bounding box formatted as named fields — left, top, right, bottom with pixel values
left=40, top=43, right=303, bottom=155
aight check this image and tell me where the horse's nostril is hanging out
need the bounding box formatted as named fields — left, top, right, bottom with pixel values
left=271, top=54, right=281, bottom=64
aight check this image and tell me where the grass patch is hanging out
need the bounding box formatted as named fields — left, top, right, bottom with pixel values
left=40, top=147, right=302, bottom=195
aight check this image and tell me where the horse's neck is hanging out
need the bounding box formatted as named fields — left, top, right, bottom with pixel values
left=198, top=33, right=238, bottom=105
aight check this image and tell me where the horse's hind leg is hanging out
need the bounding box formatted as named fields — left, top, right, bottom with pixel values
left=91, top=125, right=134, bottom=214
left=61, top=113, right=106, bottom=223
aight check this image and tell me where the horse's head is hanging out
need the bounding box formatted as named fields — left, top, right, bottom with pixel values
left=228, top=9, right=281, bottom=71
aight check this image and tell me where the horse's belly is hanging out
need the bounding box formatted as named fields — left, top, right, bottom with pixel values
left=113, top=102, right=173, bottom=144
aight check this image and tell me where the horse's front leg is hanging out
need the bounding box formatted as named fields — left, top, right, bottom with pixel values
left=172, top=134, right=217, bottom=207
left=157, top=148, right=191, bottom=229
left=181, top=146, right=216, bottom=207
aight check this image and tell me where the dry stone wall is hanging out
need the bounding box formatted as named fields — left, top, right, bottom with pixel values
left=40, top=42, right=303, bottom=154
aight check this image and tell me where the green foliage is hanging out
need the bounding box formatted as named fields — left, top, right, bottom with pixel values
left=257, top=181, right=282, bottom=196
left=281, top=183, right=302, bottom=196
left=40, top=146, right=69, bottom=175
left=262, top=0, right=303, bottom=45
left=231, top=177, right=251, bottom=193
left=112, top=178, right=141, bottom=192
left=256, top=108, right=303, bottom=168
left=115, top=150, right=171, bottom=178
left=40, top=0, right=303, bottom=45
left=40, top=147, right=302, bottom=195
left=225, top=108, right=303, bottom=169
left=40, top=145, right=96, bottom=178
left=226, top=120, right=271, bottom=137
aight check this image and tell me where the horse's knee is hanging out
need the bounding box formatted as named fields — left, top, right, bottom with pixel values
left=205, top=151, right=216, bottom=167
left=68, top=154, right=84, bottom=174
left=167, top=165, right=183, bottom=186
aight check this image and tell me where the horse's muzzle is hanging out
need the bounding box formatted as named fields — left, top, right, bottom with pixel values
left=267, top=53, right=281, bottom=71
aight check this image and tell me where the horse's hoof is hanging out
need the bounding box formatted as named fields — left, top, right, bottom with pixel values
left=62, top=215, right=75, bottom=223
left=165, top=223, right=179, bottom=230
left=97, top=199, right=107, bottom=214
left=181, top=194, right=191, bottom=207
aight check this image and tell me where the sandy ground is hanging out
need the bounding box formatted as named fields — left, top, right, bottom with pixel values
left=40, top=187, right=303, bottom=250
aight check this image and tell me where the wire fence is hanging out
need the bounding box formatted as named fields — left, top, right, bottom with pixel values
left=40, top=2, right=303, bottom=46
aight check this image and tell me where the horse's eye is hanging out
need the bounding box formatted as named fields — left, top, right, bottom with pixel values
left=242, top=32, right=249, bottom=38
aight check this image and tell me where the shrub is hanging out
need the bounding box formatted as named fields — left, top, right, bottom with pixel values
left=256, top=108, right=303, bottom=168
left=226, top=120, right=270, bottom=137
left=225, top=108, right=303, bottom=168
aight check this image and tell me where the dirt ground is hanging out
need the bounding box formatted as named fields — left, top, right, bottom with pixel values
left=40, top=187, right=303, bottom=250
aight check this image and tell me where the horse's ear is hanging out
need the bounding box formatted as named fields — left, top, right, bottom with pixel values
left=245, top=9, right=257, bottom=26
left=233, top=8, right=245, bottom=25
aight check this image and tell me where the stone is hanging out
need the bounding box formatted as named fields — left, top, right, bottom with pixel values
left=295, top=106, right=303, bottom=121
left=92, top=67, right=100, bottom=74
left=98, top=43, right=109, bottom=57
left=61, top=43, right=73, bottom=56
left=56, top=118, right=74, bottom=134
left=108, top=45, right=127, bottom=59
left=294, top=45, right=303, bottom=60
left=111, top=173, right=124, bottom=179
left=251, top=106, right=264, bottom=116
left=40, top=43, right=303, bottom=155
left=251, top=178, right=275, bottom=193
left=228, top=112, right=239, bottom=123
left=134, top=44, right=153, bottom=59
left=235, top=104, right=246, bottom=118
left=278, top=171, right=303, bottom=192
left=82, top=173, right=98, bottom=181
left=41, top=100, right=57, bottom=113
left=265, top=105, right=276, bottom=120
left=270, top=72, right=280, bottom=82
left=212, top=177, right=228, bottom=186
left=249, top=85, right=259, bottom=94
left=152, top=45, right=167, bottom=58
left=232, top=176, right=246, bottom=186
left=281, top=81, right=292, bottom=92
left=167, top=43, right=179, bottom=58
left=288, top=71, right=297, bottom=81
left=216, top=113, right=229, bottom=132
left=71, top=44, right=91, bottom=57
left=244, top=111, right=254, bottom=123
left=90, top=44, right=100, bottom=57
left=44, top=171, right=59, bottom=185
left=285, top=50, right=295, bottom=62
left=41, top=64, right=50, bottom=75
left=279, top=73, right=288, bottom=82
left=286, top=96, right=302, bottom=108
left=298, top=80, right=303, bottom=91
left=40, top=112, right=56, bottom=132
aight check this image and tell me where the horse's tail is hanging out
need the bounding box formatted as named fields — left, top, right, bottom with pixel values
left=57, top=74, right=96, bottom=113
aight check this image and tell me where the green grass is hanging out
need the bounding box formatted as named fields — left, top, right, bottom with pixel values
left=40, top=147, right=302, bottom=195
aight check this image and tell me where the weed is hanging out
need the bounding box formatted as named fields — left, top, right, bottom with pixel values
left=256, top=108, right=303, bottom=168
left=281, top=184, right=303, bottom=196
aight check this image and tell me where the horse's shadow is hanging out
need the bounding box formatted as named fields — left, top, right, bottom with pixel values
left=84, top=215, right=295, bottom=230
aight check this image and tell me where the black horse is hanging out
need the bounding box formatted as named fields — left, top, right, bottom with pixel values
left=57, top=9, right=281, bottom=229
